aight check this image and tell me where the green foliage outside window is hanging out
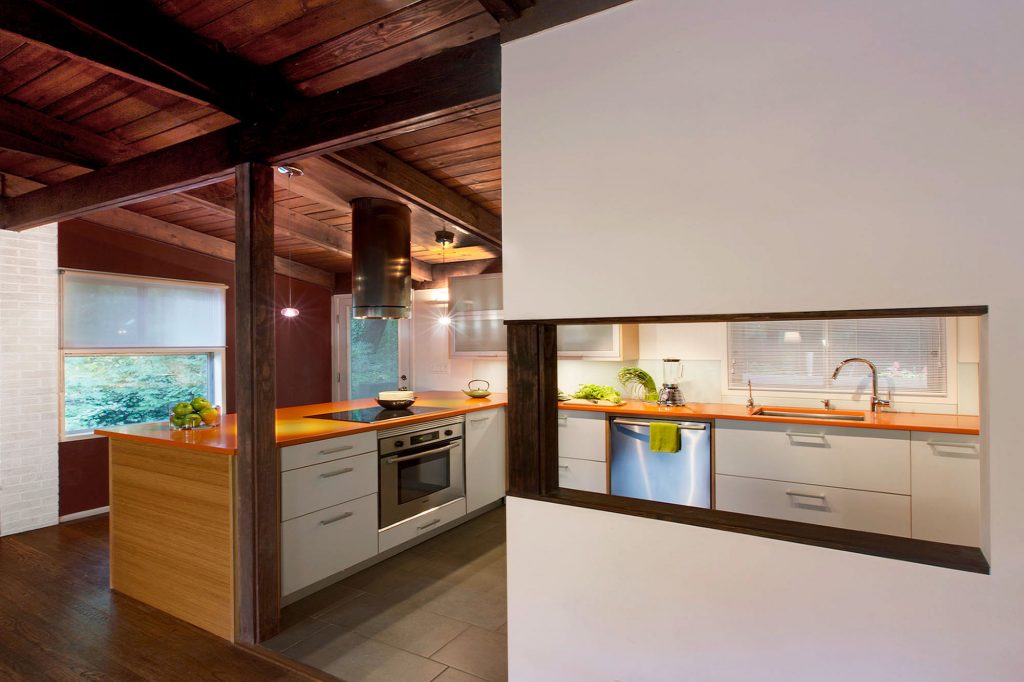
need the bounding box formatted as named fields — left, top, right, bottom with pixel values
left=63, top=354, right=212, bottom=435
left=350, top=318, right=399, bottom=399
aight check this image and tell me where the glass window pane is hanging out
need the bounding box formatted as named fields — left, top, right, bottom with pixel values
left=728, top=317, right=947, bottom=395
left=558, top=324, right=616, bottom=352
left=350, top=317, right=399, bottom=399
left=63, top=354, right=213, bottom=435
left=62, top=271, right=226, bottom=348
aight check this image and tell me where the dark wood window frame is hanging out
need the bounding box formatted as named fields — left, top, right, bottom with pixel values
left=505, top=306, right=991, bottom=575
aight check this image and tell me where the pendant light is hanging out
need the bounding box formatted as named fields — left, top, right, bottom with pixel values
left=278, top=165, right=303, bottom=318
left=435, top=227, right=455, bottom=326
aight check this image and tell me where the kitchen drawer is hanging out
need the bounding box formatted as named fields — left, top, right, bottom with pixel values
left=558, top=457, right=607, bottom=494
left=716, top=474, right=911, bottom=537
left=715, top=419, right=910, bottom=494
left=281, top=451, right=377, bottom=522
left=280, top=431, right=377, bottom=472
left=911, top=432, right=981, bottom=546
left=557, top=410, right=607, bottom=462
left=378, top=497, right=466, bottom=553
left=281, top=493, right=378, bottom=597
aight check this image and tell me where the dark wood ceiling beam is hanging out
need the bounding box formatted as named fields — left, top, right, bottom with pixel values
left=477, top=0, right=535, bottom=22
left=331, top=145, right=501, bottom=247
left=85, top=207, right=334, bottom=288
left=0, top=96, right=134, bottom=167
left=181, top=185, right=433, bottom=282
left=0, top=0, right=289, bottom=117
left=0, top=37, right=501, bottom=231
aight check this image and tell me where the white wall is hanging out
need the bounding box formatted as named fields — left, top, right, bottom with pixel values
left=0, top=223, right=59, bottom=535
left=502, top=1, right=1023, bottom=679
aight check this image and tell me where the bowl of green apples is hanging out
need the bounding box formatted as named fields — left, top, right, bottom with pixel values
left=169, top=396, right=221, bottom=430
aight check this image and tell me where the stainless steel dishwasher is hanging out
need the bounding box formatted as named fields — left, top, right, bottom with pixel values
left=609, top=417, right=712, bottom=508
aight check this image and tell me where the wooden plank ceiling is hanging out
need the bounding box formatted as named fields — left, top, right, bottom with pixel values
left=0, top=0, right=521, bottom=282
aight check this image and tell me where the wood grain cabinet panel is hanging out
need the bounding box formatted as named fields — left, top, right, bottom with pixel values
left=911, top=432, right=981, bottom=546
left=715, top=419, right=910, bottom=494
left=109, top=440, right=235, bottom=640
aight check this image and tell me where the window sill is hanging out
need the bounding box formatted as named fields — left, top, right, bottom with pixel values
left=510, top=488, right=990, bottom=575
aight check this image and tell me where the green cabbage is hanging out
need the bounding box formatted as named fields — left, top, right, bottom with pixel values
left=572, top=384, right=621, bottom=402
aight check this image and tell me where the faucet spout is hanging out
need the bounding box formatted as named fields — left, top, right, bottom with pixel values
left=831, top=357, right=891, bottom=412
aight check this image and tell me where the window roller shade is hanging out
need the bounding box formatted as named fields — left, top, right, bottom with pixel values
left=62, top=271, right=226, bottom=349
left=728, top=317, right=948, bottom=395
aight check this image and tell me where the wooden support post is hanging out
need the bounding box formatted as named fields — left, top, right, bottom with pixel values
left=233, top=161, right=280, bottom=643
left=506, top=323, right=559, bottom=496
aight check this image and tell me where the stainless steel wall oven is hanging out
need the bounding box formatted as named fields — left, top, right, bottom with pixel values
left=378, top=416, right=465, bottom=529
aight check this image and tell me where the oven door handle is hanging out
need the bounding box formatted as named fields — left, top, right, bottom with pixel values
left=384, top=442, right=458, bottom=464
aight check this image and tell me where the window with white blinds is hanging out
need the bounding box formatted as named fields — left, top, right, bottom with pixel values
left=727, top=317, right=948, bottom=396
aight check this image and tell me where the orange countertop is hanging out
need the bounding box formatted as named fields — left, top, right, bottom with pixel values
left=557, top=400, right=980, bottom=435
left=95, top=391, right=508, bottom=455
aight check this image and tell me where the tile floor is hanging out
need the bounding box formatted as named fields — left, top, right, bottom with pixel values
left=265, top=505, right=507, bottom=682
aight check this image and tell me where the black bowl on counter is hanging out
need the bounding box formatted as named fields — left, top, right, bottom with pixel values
left=376, top=397, right=416, bottom=410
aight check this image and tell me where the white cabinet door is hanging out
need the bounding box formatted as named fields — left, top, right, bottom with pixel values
left=280, top=493, right=378, bottom=597
left=911, top=432, right=981, bottom=546
left=280, top=431, right=377, bottom=472
left=716, top=474, right=911, bottom=537
left=558, top=457, right=607, bottom=494
left=715, top=419, right=910, bottom=494
left=465, top=408, right=506, bottom=513
left=557, top=324, right=639, bottom=360
left=378, top=497, right=467, bottom=553
left=281, top=451, right=377, bottom=522
left=557, top=410, right=607, bottom=462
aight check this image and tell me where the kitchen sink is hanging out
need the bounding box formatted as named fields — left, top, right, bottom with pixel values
left=751, top=406, right=866, bottom=422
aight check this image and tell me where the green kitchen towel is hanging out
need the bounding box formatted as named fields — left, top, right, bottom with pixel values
left=649, top=421, right=680, bottom=453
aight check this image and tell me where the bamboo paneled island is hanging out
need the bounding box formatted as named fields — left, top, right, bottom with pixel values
left=96, top=392, right=508, bottom=641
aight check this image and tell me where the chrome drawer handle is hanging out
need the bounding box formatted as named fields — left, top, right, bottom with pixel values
left=319, top=511, right=354, bottom=526
left=319, top=467, right=354, bottom=478
left=417, top=518, right=441, bottom=531
left=928, top=441, right=978, bottom=450
left=612, top=419, right=707, bottom=430
left=786, top=432, right=827, bottom=442
left=557, top=416, right=568, bottom=425
left=470, top=417, right=489, bottom=423
left=558, top=465, right=570, bottom=470
left=785, top=490, right=828, bottom=500
left=319, top=444, right=354, bottom=456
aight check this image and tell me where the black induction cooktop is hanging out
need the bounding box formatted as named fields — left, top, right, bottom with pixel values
left=305, top=405, right=449, bottom=424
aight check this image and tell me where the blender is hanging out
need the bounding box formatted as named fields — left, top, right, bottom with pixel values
left=657, top=358, right=685, bottom=406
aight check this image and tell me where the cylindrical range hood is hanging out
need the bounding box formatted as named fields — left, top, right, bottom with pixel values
left=351, top=197, right=412, bottom=319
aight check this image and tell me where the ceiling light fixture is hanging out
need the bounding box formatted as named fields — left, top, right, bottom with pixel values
left=435, top=227, right=455, bottom=326
left=280, top=167, right=301, bottom=318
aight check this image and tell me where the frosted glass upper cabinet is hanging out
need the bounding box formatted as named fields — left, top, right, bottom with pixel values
left=449, top=273, right=506, bottom=357
left=557, top=324, right=639, bottom=361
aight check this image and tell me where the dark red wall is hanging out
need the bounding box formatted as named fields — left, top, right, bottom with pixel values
left=58, top=220, right=334, bottom=516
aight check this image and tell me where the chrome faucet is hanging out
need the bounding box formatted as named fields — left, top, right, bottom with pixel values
left=746, top=380, right=755, bottom=410
left=831, top=358, right=891, bottom=412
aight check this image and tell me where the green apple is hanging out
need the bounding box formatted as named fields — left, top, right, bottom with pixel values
left=172, top=402, right=194, bottom=417
left=184, top=413, right=202, bottom=428
left=191, top=396, right=212, bottom=412
left=170, top=415, right=186, bottom=428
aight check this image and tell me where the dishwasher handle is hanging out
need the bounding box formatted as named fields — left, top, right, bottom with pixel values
left=612, top=418, right=707, bottom=430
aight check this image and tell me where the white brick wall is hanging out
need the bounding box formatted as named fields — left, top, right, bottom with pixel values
left=0, top=223, right=59, bottom=536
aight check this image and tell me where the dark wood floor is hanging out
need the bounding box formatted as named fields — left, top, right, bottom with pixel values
left=0, top=515, right=312, bottom=681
